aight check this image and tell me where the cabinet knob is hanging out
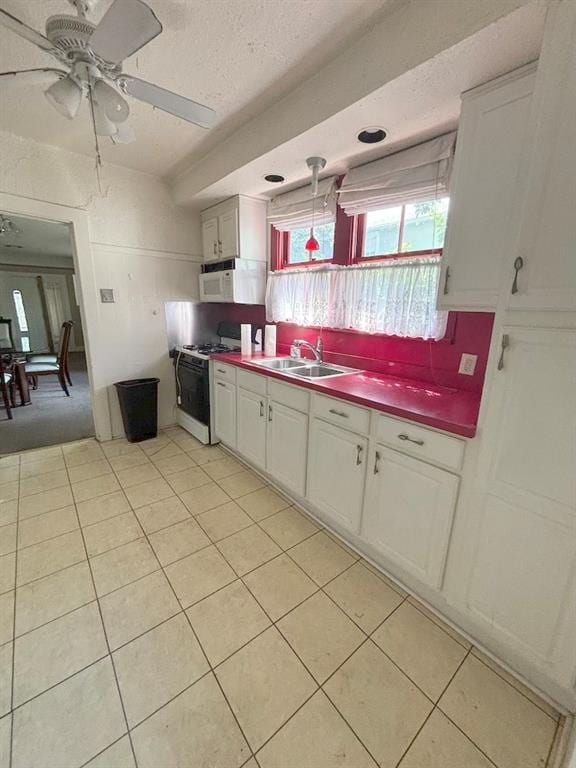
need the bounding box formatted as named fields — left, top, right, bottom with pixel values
left=511, top=256, right=524, bottom=295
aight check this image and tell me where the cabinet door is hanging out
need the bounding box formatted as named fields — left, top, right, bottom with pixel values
left=307, top=418, right=367, bottom=534
left=464, top=327, right=576, bottom=680
left=439, top=67, right=535, bottom=311
left=214, top=380, right=236, bottom=447
left=266, top=401, right=308, bottom=497
left=218, top=208, right=239, bottom=259
left=362, top=446, right=459, bottom=588
left=237, top=387, right=266, bottom=469
left=507, top=2, right=576, bottom=311
left=202, top=217, right=219, bottom=262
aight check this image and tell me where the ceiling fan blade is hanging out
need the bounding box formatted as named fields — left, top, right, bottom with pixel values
left=0, top=67, right=67, bottom=86
left=118, top=76, right=216, bottom=128
left=0, top=8, right=56, bottom=52
left=89, top=0, right=162, bottom=64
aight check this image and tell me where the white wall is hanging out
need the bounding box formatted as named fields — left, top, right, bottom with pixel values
left=0, top=129, right=202, bottom=437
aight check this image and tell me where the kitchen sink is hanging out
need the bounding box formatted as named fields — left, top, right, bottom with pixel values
left=253, top=358, right=305, bottom=370
left=286, top=364, right=359, bottom=379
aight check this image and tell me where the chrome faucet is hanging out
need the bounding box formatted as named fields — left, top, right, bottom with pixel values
left=292, top=337, right=324, bottom=364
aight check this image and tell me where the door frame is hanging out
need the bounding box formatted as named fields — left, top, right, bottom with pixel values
left=0, top=192, right=113, bottom=442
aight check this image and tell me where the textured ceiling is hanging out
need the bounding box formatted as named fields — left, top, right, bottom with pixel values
left=0, top=0, right=394, bottom=177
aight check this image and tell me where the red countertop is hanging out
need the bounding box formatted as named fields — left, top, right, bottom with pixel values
left=212, top=353, right=481, bottom=438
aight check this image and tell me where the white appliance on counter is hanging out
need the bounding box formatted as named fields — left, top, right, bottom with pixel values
left=199, top=259, right=266, bottom=304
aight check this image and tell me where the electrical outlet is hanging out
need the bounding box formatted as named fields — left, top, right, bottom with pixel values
left=459, top=353, right=478, bottom=376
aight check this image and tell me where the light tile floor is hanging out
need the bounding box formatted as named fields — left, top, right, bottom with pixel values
left=0, top=429, right=564, bottom=768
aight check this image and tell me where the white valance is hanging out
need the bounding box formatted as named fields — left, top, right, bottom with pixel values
left=265, top=258, right=448, bottom=340
left=268, top=176, right=338, bottom=231
left=338, top=132, right=456, bottom=216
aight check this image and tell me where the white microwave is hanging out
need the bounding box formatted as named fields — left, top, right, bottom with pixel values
left=199, top=269, right=234, bottom=302
left=199, top=260, right=266, bottom=304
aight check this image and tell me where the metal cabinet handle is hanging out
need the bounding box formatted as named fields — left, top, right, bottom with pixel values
left=329, top=408, right=348, bottom=418
left=260, top=400, right=264, bottom=417
left=356, top=445, right=363, bottom=465
left=216, top=368, right=226, bottom=374
left=511, top=257, right=524, bottom=295
left=217, top=382, right=226, bottom=388
left=497, top=334, right=510, bottom=371
left=268, top=404, right=273, bottom=422
left=213, top=242, right=217, bottom=255
left=373, top=450, right=381, bottom=475
left=398, top=433, right=424, bottom=446
left=443, top=266, right=450, bottom=295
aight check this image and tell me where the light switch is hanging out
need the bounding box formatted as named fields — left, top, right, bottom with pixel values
left=459, top=353, right=478, bottom=375
left=99, top=288, right=115, bottom=303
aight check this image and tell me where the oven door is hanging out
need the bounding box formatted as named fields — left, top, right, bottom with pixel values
left=177, top=357, right=210, bottom=425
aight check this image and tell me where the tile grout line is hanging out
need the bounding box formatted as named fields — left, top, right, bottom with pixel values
left=8, top=453, right=21, bottom=768
left=60, top=457, right=140, bottom=768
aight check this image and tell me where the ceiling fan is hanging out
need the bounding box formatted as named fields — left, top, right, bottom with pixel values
left=0, top=0, right=216, bottom=146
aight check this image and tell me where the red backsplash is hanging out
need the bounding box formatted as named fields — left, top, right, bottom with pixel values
left=196, top=304, right=494, bottom=394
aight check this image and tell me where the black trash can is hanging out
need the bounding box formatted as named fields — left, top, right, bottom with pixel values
left=114, top=378, right=160, bottom=443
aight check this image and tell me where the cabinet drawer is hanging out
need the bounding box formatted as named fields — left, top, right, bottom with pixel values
left=268, top=380, right=309, bottom=413
left=312, top=393, right=370, bottom=435
left=237, top=369, right=267, bottom=396
left=212, top=362, right=236, bottom=384
left=375, top=414, right=465, bottom=471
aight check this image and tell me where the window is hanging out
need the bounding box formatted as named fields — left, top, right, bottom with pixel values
left=361, top=197, right=449, bottom=260
left=286, top=222, right=335, bottom=265
left=12, top=289, right=31, bottom=352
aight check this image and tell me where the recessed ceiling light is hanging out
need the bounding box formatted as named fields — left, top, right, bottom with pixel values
left=264, top=174, right=285, bottom=183
left=357, top=127, right=387, bottom=144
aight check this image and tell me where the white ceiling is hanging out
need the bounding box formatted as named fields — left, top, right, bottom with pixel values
left=0, top=213, right=73, bottom=259
left=0, top=0, right=394, bottom=177
left=175, top=1, right=546, bottom=206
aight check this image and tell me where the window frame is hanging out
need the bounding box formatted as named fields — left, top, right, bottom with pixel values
left=281, top=226, right=336, bottom=269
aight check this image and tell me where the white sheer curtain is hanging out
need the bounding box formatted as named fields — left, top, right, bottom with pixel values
left=265, top=259, right=448, bottom=340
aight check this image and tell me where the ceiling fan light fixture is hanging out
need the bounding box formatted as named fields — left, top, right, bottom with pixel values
left=93, top=99, right=118, bottom=136
left=111, top=122, right=136, bottom=144
left=44, top=75, right=82, bottom=119
left=94, top=79, right=130, bottom=123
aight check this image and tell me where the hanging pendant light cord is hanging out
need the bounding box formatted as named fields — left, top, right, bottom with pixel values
left=87, top=82, right=103, bottom=193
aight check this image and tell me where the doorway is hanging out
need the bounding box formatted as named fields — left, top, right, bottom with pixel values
left=0, top=212, right=95, bottom=452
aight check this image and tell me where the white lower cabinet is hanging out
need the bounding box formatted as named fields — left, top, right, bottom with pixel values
left=236, top=387, right=267, bottom=469
left=213, top=380, right=236, bottom=448
left=307, top=418, right=367, bottom=535
left=266, top=400, right=308, bottom=497
left=362, top=445, right=459, bottom=588
left=460, top=326, right=576, bottom=681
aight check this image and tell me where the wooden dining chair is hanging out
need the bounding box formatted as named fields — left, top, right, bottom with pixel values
left=27, top=320, right=74, bottom=386
left=25, top=321, right=73, bottom=397
left=0, top=354, right=15, bottom=419
left=0, top=317, right=15, bottom=354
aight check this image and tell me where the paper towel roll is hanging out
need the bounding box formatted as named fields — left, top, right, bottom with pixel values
left=241, top=324, right=252, bottom=356
left=265, top=325, right=277, bottom=357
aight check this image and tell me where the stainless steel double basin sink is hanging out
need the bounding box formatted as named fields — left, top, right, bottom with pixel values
left=252, top=357, right=359, bottom=379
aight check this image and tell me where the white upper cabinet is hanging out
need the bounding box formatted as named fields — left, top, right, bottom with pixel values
left=438, top=64, right=535, bottom=311
left=201, top=195, right=267, bottom=264
left=202, top=217, right=219, bottom=263
left=237, top=386, right=267, bottom=469
left=362, top=446, right=459, bottom=588
left=506, top=2, right=576, bottom=311
left=463, top=327, right=576, bottom=681
left=218, top=208, right=239, bottom=259
left=266, top=400, right=308, bottom=497
left=307, top=418, right=367, bottom=535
